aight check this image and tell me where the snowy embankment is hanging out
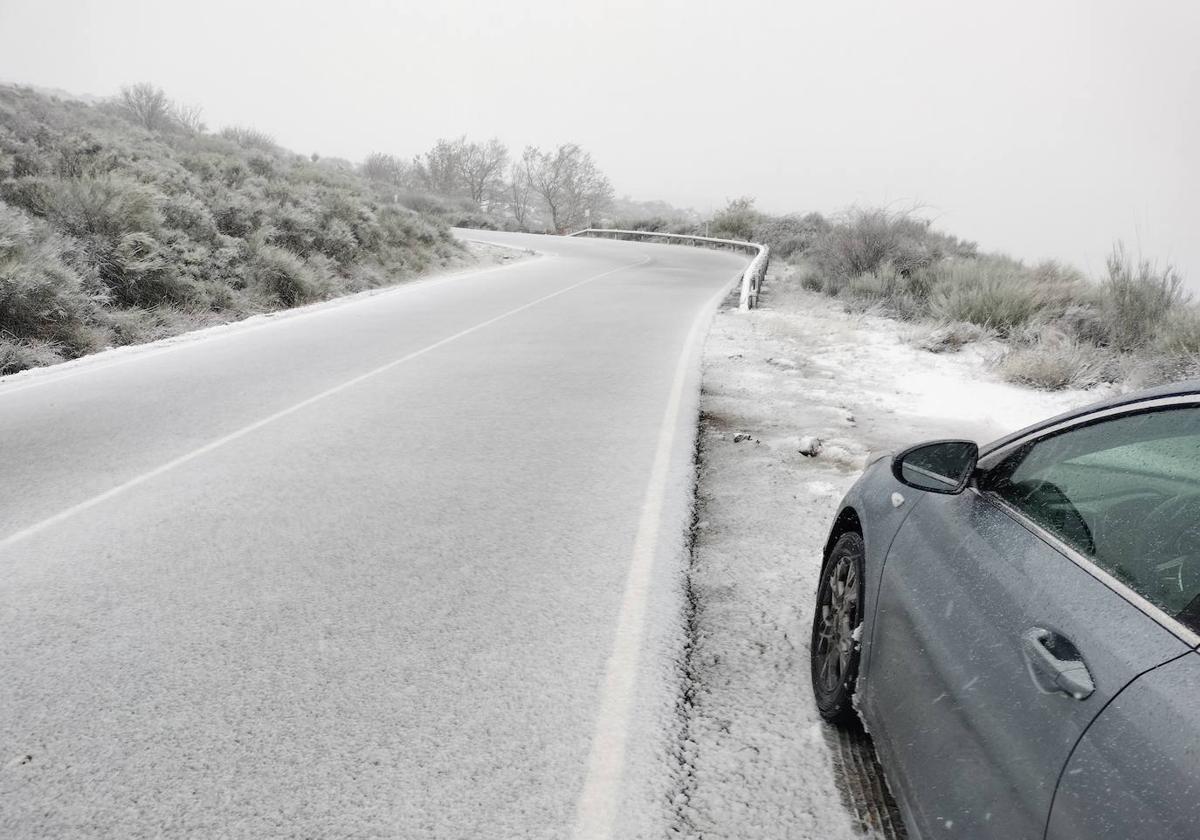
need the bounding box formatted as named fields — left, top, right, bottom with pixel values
left=673, top=267, right=1097, bottom=838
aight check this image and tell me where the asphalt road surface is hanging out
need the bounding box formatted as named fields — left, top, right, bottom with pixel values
left=0, top=231, right=750, bottom=839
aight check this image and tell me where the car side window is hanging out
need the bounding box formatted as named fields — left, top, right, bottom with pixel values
left=981, top=406, right=1200, bottom=631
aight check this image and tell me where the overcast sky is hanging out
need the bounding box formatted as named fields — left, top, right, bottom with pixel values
left=1, top=0, right=1196, bottom=285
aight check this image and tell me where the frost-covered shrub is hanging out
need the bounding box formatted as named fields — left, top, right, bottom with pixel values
left=835, top=260, right=940, bottom=320
left=809, top=208, right=976, bottom=283
left=751, top=212, right=830, bottom=259
left=914, top=321, right=990, bottom=353
left=708, top=197, right=762, bottom=241
left=612, top=216, right=671, bottom=232
left=0, top=201, right=100, bottom=353
left=447, top=211, right=499, bottom=230
left=107, top=231, right=192, bottom=307
left=219, top=126, right=277, bottom=151
left=1052, top=303, right=1109, bottom=346
left=1097, top=244, right=1188, bottom=351
left=0, top=83, right=470, bottom=371
left=380, top=206, right=444, bottom=247
left=161, top=192, right=217, bottom=238
left=347, top=262, right=387, bottom=291
left=1153, top=307, right=1200, bottom=357
left=250, top=244, right=319, bottom=307
left=302, top=252, right=339, bottom=295
left=0, top=176, right=55, bottom=216
left=998, top=340, right=1118, bottom=390
left=266, top=201, right=318, bottom=254
left=928, top=258, right=1048, bottom=334
left=797, top=265, right=824, bottom=293
left=0, top=337, right=69, bottom=374
left=318, top=217, right=360, bottom=263
left=35, top=175, right=161, bottom=242
left=247, top=153, right=275, bottom=179
left=394, top=190, right=460, bottom=217
left=845, top=265, right=899, bottom=300
left=210, top=191, right=262, bottom=238
left=775, top=200, right=1194, bottom=390
left=1123, top=353, right=1200, bottom=389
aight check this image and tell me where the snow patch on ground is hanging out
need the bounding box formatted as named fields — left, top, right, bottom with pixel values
left=677, top=268, right=1098, bottom=838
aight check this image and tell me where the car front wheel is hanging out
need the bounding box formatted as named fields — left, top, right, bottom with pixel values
left=811, top=531, right=864, bottom=724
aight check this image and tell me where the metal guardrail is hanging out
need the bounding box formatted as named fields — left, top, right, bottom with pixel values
left=568, top=228, right=770, bottom=310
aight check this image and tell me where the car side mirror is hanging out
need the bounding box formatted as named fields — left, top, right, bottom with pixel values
left=892, top=440, right=979, bottom=494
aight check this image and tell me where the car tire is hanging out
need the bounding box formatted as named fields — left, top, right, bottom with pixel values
left=811, top=531, right=865, bottom=724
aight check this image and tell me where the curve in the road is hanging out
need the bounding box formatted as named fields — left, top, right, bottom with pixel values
left=0, top=230, right=750, bottom=840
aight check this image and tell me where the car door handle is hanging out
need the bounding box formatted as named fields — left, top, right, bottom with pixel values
left=1021, top=628, right=1095, bottom=700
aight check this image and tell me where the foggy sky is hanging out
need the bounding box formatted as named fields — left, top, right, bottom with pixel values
left=2, top=0, right=1197, bottom=285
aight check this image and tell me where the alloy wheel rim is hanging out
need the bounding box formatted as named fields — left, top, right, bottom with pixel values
left=815, top=554, right=859, bottom=695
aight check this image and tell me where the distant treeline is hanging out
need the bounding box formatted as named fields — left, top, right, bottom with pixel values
left=361, top=137, right=614, bottom=234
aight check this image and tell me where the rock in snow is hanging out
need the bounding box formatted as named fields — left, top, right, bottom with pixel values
left=798, top=435, right=823, bottom=457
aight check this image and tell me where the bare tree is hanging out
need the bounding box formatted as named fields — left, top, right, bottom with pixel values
left=521, top=143, right=613, bottom=232
left=414, top=137, right=468, bottom=198
left=220, top=126, right=276, bottom=150
left=459, top=138, right=508, bottom=210
left=117, top=83, right=174, bottom=132
left=361, top=152, right=412, bottom=188
left=171, top=103, right=206, bottom=133
left=508, top=161, right=533, bottom=229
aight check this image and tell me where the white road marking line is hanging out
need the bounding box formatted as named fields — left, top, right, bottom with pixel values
left=570, top=279, right=735, bottom=840
left=0, top=256, right=649, bottom=551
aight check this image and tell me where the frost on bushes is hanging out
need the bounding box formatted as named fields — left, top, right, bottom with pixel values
left=0, top=338, right=65, bottom=374
left=250, top=245, right=322, bottom=307
left=698, top=199, right=831, bottom=259
left=998, top=339, right=1116, bottom=390
left=1053, top=303, right=1110, bottom=346
left=37, top=175, right=160, bottom=242
left=0, top=200, right=102, bottom=360
left=219, top=126, right=278, bottom=152
left=161, top=192, right=217, bottom=236
left=928, top=257, right=1055, bottom=334
left=1154, top=308, right=1200, bottom=357
left=0, top=83, right=463, bottom=372
left=794, top=208, right=1198, bottom=391
left=1100, top=244, right=1189, bottom=352
left=914, top=321, right=989, bottom=354
left=808, top=207, right=976, bottom=284
left=752, top=212, right=829, bottom=259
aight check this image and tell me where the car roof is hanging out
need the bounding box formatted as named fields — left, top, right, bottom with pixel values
left=981, top=379, right=1200, bottom=455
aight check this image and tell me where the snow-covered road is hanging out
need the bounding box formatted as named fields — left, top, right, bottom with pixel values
left=0, top=232, right=747, bottom=839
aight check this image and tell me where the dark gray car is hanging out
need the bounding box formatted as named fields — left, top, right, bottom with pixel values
left=811, top=381, right=1200, bottom=839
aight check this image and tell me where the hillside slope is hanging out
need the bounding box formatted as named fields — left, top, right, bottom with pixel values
left=0, top=84, right=464, bottom=374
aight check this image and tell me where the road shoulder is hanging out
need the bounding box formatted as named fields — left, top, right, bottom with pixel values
left=674, top=266, right=1095, bottom=838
